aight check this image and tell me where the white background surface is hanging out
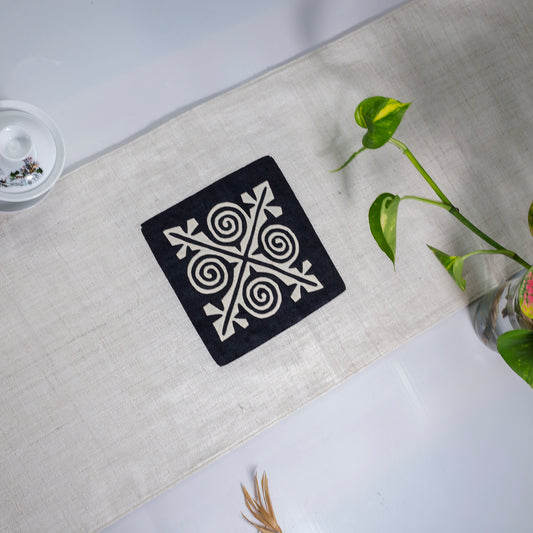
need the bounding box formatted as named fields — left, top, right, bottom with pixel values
left=2, top=0, right=406, bottom=173
left=104, top=308, right=533, bottom=533
left=2, top=1, right=533, bottom=532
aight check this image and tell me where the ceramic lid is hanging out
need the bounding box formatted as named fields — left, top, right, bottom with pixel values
left=0, top=100, right=65, bottom=203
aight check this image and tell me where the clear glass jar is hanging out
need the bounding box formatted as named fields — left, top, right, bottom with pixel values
left=473, top=269, right=533, bottom=350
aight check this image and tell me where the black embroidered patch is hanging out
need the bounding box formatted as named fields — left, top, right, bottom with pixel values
left=141, top=156, right=345, bottom=365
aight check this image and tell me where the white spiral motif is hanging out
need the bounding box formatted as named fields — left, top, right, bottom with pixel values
left=187, top=254, right=229, bottom=294
left=260, top=224, right=299, bottom=263
left=207, top=202, right=248, bottom=244
left=241, top=276, right=281, bottom=318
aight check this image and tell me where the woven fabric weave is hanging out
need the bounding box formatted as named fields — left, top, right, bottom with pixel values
left=1, top=0, right=533, bottom=530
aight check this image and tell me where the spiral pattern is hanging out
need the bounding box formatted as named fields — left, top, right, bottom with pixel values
left=260, top=224, right=299, bottom=263
left=187, top=254, right=229, bottom=294
left=207, top=202, right=247, bottom=245
left=241, top=276, right=281, bottom=318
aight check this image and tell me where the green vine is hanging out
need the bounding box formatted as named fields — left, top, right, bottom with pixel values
left=335, top=96, right=533, bottom=386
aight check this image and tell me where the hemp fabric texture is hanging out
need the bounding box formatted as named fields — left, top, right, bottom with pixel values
left=1, top=0, right=533, bottom=530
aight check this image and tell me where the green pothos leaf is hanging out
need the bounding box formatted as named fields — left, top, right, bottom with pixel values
left=497, top=329, right=533, bottom=387
left=427, top=245, right=466, bottom=291
left=355, top=96, right=411, bottom=149
left=528, top=201, right=533, bottom=238
left=368, top=193, right=401, bottom=266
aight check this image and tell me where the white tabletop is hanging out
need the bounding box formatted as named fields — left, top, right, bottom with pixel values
left=2, top=0, right=406, bottom=174
left=104, top=307, right=533, bottom=533
left=3, top=1, right=533, bottom=532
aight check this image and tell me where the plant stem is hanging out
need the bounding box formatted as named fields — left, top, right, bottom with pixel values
left=462, top=249, right=522, bottom=262
left=389, top=138, right=453, bottom=205
left=401, top=195, right=452, bottom=210
left=331, top=147, right=367, bottom=172
left=390, top=138, right=532, bottom=270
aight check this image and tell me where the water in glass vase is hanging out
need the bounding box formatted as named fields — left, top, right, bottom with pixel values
left=473, top=269, right=533, bottom=350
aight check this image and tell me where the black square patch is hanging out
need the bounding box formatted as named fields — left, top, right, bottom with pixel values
left=141, top=156, right=345, bottom=365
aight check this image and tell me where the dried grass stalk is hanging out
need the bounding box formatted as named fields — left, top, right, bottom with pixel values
left=241, top=472, right=283, bottom=533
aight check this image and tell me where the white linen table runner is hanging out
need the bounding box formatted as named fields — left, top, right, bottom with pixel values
left=1, top=0, right=533, bottom=530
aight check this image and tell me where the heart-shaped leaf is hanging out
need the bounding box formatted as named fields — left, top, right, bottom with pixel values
left=368, top=193, right=401, bottom=265
left=427, top=245, right=466, bottom=291
left=528, top=200, right=533, bottom=238
left=497, top=329, right=533, bottom=387
left=355, top=97, right=411, bottom=149
left=518, top=268, right=533, bottom=320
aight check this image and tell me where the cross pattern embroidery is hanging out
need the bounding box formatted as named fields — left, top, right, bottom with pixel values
left=163, top=181, right=323, bottom=342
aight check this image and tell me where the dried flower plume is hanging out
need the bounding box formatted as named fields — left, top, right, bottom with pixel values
left=241, top=472, right=283, bottom=533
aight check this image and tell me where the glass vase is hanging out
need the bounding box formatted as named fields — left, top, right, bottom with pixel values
left=473, top=269, right=533, bottom=350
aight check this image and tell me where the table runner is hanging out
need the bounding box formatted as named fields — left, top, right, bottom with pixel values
left=2, top=0, right=533, bottom=530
